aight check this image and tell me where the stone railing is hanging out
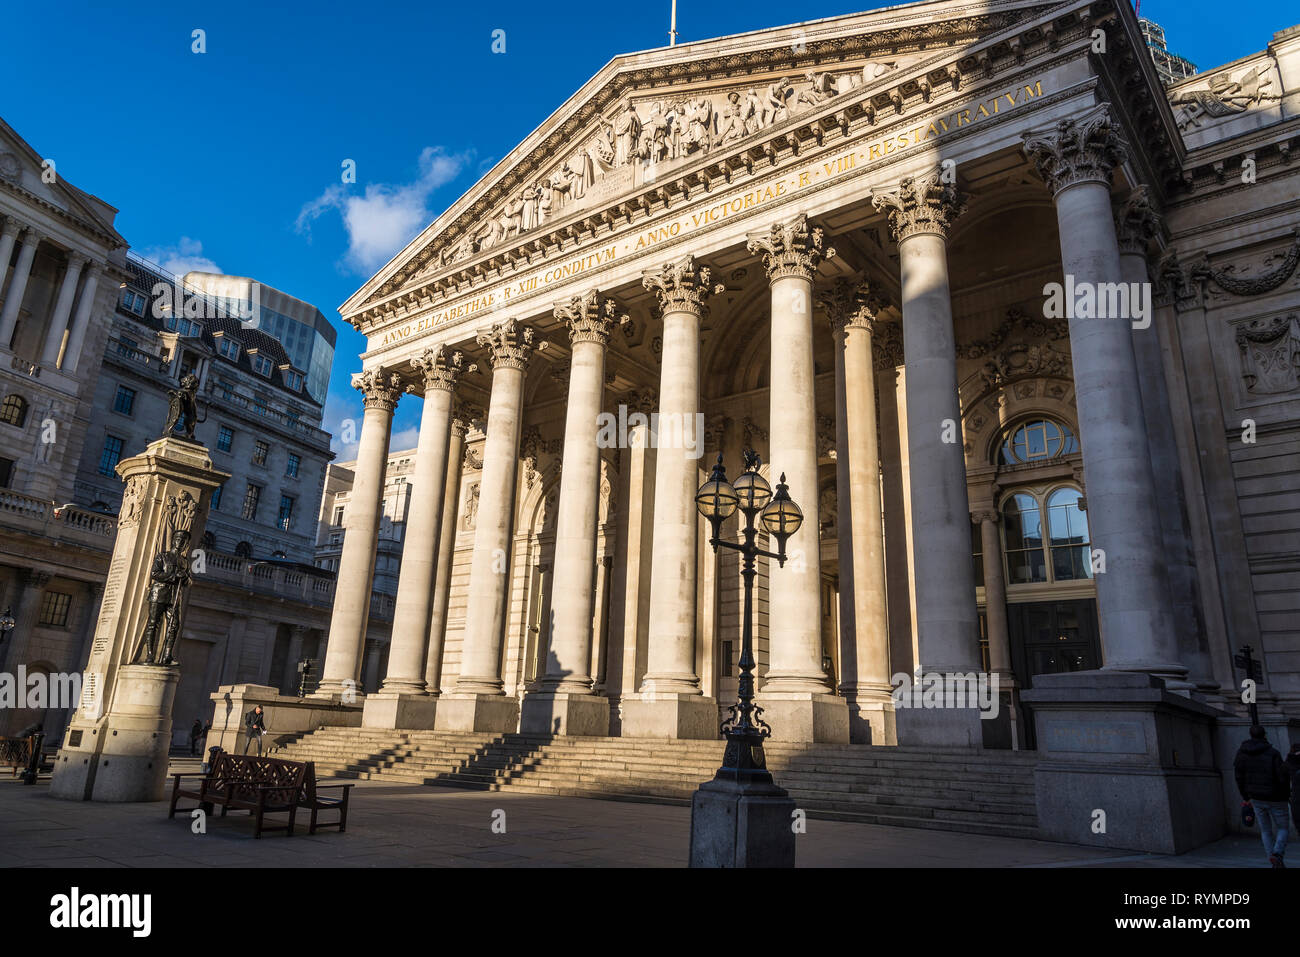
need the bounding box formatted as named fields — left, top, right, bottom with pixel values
left=0, top=490, right=117, bottom=546
left=197, top=551, right=389, bottom=619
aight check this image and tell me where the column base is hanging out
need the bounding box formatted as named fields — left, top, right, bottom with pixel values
left=844, top=691, right=897, bottom=745
left=50, top=665, right=179, bottom=803
left=1021, top=670, right=1226, bottom=854
left=311, top=679, right=365, bottom=703
left=621, top=694, right=719, bottom=740
left=756, top=692, right=849, bottom=743
left=434, top=694, right=519, bottom=733
left=520, top=692, right=611, bottom=736
left=689, top=774, right=796, bottom=868
left=362, top=691, right=439, bottom=730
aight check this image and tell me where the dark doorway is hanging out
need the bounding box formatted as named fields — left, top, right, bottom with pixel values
left=1008, top=598, right=1100, bottom=748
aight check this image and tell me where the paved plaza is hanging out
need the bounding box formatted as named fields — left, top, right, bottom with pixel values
left=0, top=776, right=1270, bottom=868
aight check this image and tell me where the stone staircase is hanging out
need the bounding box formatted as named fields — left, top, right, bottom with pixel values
left=270, top=727, right=1042, bottom=839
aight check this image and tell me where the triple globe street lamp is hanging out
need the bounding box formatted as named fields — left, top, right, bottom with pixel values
left=694, top=448, right=803, bottom=781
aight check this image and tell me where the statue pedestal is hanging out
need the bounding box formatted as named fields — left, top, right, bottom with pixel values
left=50, top=665, right=180, bottom=801
left=49, top=435, right=226, bottom=802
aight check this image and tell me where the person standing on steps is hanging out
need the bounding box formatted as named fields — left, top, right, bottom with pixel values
left=243, top=705, right=267, bottom=756
left=1234, top=725, right=1292, bottom=868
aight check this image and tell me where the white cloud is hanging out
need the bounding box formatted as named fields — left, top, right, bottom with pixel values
left=296, top=147, right=472, bottom=275
left=389, top=427, right=419, bottom=453
left=137, top=236, right=222, bottom=277
left=323, top=389, right=363, bottom=462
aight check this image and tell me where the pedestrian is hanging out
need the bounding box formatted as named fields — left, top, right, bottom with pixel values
left=189, top=718, right=203, bottom=757
left=1234, top=725, right=1291, bottom=868
left=243, top=705, right=267, bottom=756
left=1285, top=742, right=1300, bottom=834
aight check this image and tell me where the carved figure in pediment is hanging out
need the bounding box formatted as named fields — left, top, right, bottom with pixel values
left=1170, top=65, right=1278, bottom=130
left=591, top=122, right=616, bottom=174
left=760, top=78, right=792, bottom=127
left=536, top=179, right=557, bottom=225
left=742, top=89, right=764, bottom=135
left=521, top=185, right=539, bottom=232
left=795, top=71, right=837, bottom=109
left=664, top=102, right=684, bottom=159
left=613, top=100, right=643, bottom=166
left=639, top=100, right=671, bottom=164
left=715, top=91, right=747, bottom=147
left=442, top=234, right=476, bottom=266
left=683, top=98, right=713, bottom=156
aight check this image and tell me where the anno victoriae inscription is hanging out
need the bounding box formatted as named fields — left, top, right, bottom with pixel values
left=373, top=78, right=1045, bottom=348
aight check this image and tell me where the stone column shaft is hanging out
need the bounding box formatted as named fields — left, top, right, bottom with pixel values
left=1023, top=106, right=1184, bottom=683
left=425, top=418, right=467, bottom=694
left=41, top=251, right=87, bottom=366
left=0, top=220, right=22, bottom=306
left=976, top=513, right=1013, bottom=679
left=0, top=229, right=41, bottom=349
left=61, top=264, right=101, bottom=372
left=316, top=369, right=401, bottom=698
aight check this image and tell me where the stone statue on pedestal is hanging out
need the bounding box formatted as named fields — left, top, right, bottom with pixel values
left=162, top=374, right=202, bottom=442
left=132, top=529, right=193, bottom=666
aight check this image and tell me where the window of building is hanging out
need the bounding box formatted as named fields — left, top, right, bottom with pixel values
left=98, top=434, right=125, bottom=476
left=971, top=521, right=984, bottom=584
left=217, top=379, right=235, bottom=401
left=217, top=337, right=241, bottom=361
left=332, top=506, right=344, bottom=526
left=283, top=370, right=303, bottom=391
left=211, top=483, right=223, bottom=511
left=241, top=483, right=261, bottom=521
left=998, top=418, right=1079, bottom=466
left=252, top=440, right=269, bottom=467
left=252, top=354, right=274, bottom=377
left=278, top=494, right=294, bottom=531
left=216, top=425, right=234, bottom=453
left=1001, top=486, right=1092, bottom=586
left=0, top=456, right=13, bottom=488
left=285, top=453, right=300, bottom=478
left=164, top=314, right=203, bottom=338
left=253, top=395, right=270, bottom=418
left=38, top=591, right=72, bottom=628
left=235, top=541, right=252, bottom=558
left=116, top=337, right=138, bottom=358
left=112, top=384, right=136, bottom=416
left=0, top=394, right=28, bottom=428
left=120, top=289, right=147, bottom=316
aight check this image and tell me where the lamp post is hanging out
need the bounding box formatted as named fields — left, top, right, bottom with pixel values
left=689, top=449, right=803, bottom=867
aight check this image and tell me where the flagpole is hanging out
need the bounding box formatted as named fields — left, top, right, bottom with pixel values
left=669, top=0, right=678, bottom=46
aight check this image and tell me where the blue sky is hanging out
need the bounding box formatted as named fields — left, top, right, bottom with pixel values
left=6, top=0, right=1294, bottom=457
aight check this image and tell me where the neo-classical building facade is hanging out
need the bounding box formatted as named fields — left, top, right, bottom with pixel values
left=312, top=0, right=1300, bottom=768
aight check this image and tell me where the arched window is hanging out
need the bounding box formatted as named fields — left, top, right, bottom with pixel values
left=235, top=541, right=252, bottom=558
left=998, top=418, right=1079, bottom=466
left=0, top=394, right=28, bottom=428
left=1001, top=485, right=1092, bottom=585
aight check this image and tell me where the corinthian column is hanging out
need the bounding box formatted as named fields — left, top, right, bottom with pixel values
left=872, top=170, right=983, bottom=746
left=316, top=368, right=402, bottom=699
left=0, top=228, right=43, bottom=350
left=745, top=214, right=848, bottom=743
left=621, top=255, right=721, bottom=740
left=365, top=346, right=472, bottom=729
left=821, top=279, right=895, bottom=744
left=425, top=411, right=470, bottom=694
left=522, top=291, right=624, bottom=735
left=438, top=319, right=539, bottom=733
left=62, top=261, right=103, bottom=373
left=1022, top=105, right=1185, bottom=686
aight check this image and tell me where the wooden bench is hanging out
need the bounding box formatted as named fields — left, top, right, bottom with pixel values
left=168, top=751, right=353, bottom=838
left=0, top=735, right=37, bottom=776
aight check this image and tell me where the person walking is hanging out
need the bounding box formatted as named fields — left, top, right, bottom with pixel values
left=1234, top=725, right=1292, bottom=868
left=242, top=705, right=267, bottom=756
left=189, top=718, right=203, bottom=757
left=1285, top=742, right=1300, bottom=834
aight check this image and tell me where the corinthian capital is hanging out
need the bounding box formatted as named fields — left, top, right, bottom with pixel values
left=553, top=289, right=628, bottom=345
left=411, top=344, right=475, bottom=394
left=747, top=213, right=835, bottom=282
left=642, top=254, right=725, bottom=319
left=476, top=317, right=540, bottom=370
left=1155, top=249, right=1211, bottom=312
left=871, top=169, right=967, bottom=242
left=1022, top=102, right=1128, bottom=197
left=1, top=218, right=24, bottom=240
left=354, top=367, right=404, bottom=412
left=818, top=278, right=889, bottom=335
left=1113, top=185, right=1163, bottom=257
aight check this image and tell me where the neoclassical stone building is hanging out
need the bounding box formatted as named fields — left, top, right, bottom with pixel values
left=316, top=0, right=1300, bottom=761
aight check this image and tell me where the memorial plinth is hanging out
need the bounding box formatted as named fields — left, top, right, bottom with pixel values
left=51, top=435, right=227, bottom=801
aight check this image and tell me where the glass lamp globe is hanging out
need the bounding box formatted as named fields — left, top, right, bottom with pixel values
left=760, top=473, right=804, bottom=539
left=695, top=455, right=738, bottom=521
left=732, top=468, right=772, bottom=512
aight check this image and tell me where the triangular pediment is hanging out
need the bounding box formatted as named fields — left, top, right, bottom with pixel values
left=0, top=117, right=126, bottom=248
left=343, top=0, right=1072, bottom=322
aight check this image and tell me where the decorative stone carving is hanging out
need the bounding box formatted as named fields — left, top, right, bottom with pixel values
left=703, top=413, right=730, bottom=451
left=118, top=477, right=145, bottom=529
left=553, top=289, right=629, bottom=344
left=463, top=446, right=483, bottom=470
left=1170, top=64, right=1280, bottom=130
left=1155, top=250, right=1211, bottom=311
left=642, top=255, right=725, bottom=319
left=354, top=367, right=404, bottom=412
left=819, top=278, right=888, bottom=334
left=462, top=482, right=480, bottom=530
left=411, top=344, right=475, bottom=393
left=871, top=323, right=905, bottom=371
left=549, top=359, right=571, bottom=392
left=816, top=414, right=836, bottom=457
left=476, top=318, right=540, bottom=370
left=1113, top=185, right=1163, bottom=257
left=957, top=307, right=1069, bottom=360
left=1021, top=102, right=1128, bottom=196
left=817, top=486, right=837, bottom=539
left=747, top=212, right=834, bottom=281
left=521, top=426, right=563, bottom=488
left=1236, top=314, right=1300, bottom=395
left=1208, top=231, right=1300, bottom=297
left=871, top=169, right=967, bottom=242
left=623, top=386, right=658, bottom=415
left=742, top=416, right=768, bottom=446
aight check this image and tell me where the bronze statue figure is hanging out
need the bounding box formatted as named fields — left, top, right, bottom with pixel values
left=162, top=374, right=203, bottom=442
left=132, top=529, right=193, bottom=666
